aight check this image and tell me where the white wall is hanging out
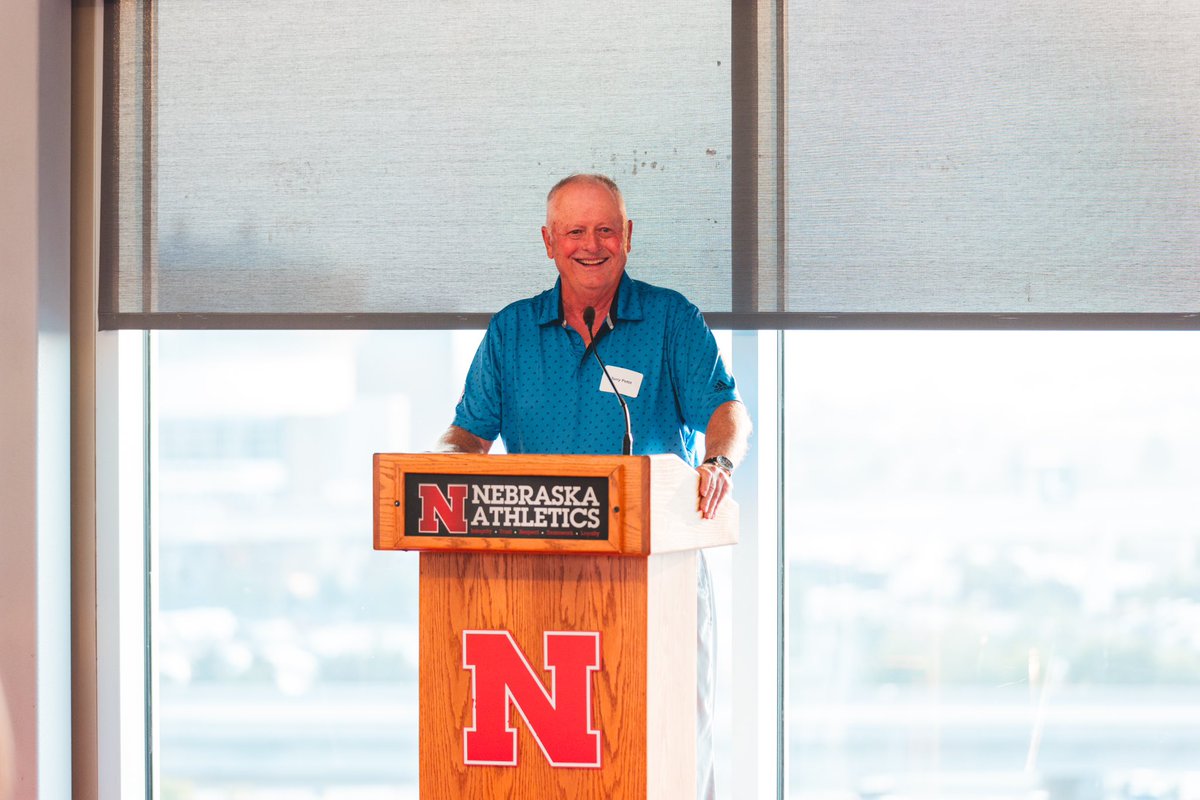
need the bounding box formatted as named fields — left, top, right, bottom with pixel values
left=0, top=0, right=75, bottom=797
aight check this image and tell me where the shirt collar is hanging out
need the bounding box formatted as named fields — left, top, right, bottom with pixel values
left=613, top=271, right=644, bottom=322
left=535, top=271, right=644, bottom=328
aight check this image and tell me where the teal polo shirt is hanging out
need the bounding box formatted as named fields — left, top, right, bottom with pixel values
left=452, top=271, right=739, bottom=465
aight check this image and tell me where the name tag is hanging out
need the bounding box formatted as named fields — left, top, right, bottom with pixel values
left=598, top=365, right=643, bottom=399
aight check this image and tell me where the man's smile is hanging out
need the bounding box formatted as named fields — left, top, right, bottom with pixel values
left=573, top=257, right=609, bottom=266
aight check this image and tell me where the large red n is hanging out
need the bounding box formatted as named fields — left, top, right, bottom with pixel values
left=417, top=483, right=467, bottom=534
left=462, top=630, right=602, bottom=768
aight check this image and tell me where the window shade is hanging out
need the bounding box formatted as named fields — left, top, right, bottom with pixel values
left=100, top=0, right=732, bottom=328
left=784, top=0, right=1200, bottom=316
left=101, top=1, right=1200, bottom=329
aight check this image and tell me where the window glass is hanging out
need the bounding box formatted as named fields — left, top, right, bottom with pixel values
left=785, top=331, right=1200, bottom=798
left=153, top=330, right=481, bottom=798
left=152, top=328, right=742, bottom=796
left=709, top=328, right=738, bottom=796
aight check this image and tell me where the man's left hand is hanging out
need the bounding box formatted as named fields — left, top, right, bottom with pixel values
left=697, top=462, right=733, bottom=520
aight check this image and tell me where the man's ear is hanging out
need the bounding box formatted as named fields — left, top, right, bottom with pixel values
left=541, top=226, right=555, bottom=258
left=625, top=219, right=634, bottom=253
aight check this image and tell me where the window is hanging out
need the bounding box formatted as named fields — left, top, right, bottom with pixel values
left=92, top=1, right=1200, bottom=797
left=785, top=331, right=1200, bottom=797
left=153, top=330, right=481, bottom=797
left=150, top=330, right=752, bottom=797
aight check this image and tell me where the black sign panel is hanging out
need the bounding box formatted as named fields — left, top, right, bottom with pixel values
left=403, top=473, right=610, bottom=540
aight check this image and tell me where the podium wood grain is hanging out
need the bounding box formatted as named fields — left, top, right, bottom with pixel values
left=420, top=551, right=696, bottom=799
left=377, top=453, right=724, bottom=799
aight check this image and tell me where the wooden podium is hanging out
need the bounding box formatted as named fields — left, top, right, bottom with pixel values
left=373, top=453, right=737, bottom=799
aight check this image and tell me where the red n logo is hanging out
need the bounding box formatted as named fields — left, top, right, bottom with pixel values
left=462, top=630, right=602, bottom=768
left=418, top=483, right=467, bottom=534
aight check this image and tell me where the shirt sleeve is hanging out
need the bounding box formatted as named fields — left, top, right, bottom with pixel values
left=668, top=301, right=740, bottom=433
left=451, top=317, right=504, bottom=442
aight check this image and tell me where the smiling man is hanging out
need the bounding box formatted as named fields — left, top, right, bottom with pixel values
left=437, top=174, right=749, bottom=518
left=435, top=174, right=751, bottom=799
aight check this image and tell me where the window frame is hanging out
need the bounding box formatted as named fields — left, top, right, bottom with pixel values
left=80, top=0, right=1200, bottom=798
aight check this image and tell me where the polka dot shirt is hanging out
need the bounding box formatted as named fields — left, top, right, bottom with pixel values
left=453, top=271, right=740, bottom=465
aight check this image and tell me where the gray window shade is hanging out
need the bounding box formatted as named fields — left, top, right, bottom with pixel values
left=100, top=0, right=732, bottom=328
left=784, top=0, right=1200, bottom=316
left=102, top=0, right=1200, bottom=329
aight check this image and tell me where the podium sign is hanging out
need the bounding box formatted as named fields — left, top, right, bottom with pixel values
left=404, top=472, right=610, bottom=540
left=374, top=453, right=737, bottom=799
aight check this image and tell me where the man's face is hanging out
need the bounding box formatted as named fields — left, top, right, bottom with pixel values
left=541, top=181, right=633, bottom=303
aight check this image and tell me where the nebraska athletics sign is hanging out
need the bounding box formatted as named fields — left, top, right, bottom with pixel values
left=404, top=473, right=610, bottom=540
left=462, top=630, right=602, bottom=768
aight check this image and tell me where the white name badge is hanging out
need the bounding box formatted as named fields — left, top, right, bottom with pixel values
left=598, top=365, right=644, bottom=399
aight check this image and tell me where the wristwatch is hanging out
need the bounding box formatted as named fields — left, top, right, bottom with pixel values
left=702, top=455, right=734, bottom=474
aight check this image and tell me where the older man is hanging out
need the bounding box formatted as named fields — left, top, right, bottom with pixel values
left=437, top=174, right=751, bottom=799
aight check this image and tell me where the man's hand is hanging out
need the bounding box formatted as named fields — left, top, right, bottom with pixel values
left=696, top=400, right=752, bottom=519
left=697, top=461, right=733, bottom=519
left=434, top=425, right=493, bottom=454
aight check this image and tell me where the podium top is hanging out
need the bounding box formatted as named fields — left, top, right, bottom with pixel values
left=373, top=453, right=738, bottom=556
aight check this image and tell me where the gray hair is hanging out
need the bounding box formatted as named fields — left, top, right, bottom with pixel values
left=545, top=174, right=627, bottom=225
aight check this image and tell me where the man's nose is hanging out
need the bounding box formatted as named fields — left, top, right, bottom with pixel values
left=582, top=230, right=600, bottom=251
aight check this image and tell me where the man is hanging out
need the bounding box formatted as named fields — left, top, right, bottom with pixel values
left=437, top=174, right=751, bottom=799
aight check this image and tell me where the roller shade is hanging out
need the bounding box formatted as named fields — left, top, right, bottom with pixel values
left=783, top=0, right=1200, bottom=317
left=100, top=0, right=733, bottom=328
left=101, top=0, right=1200, bottom=329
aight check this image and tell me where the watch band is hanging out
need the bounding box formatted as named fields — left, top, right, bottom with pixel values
left=702, top=455, right=734, bottom=474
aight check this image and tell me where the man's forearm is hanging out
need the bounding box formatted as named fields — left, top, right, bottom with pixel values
left=696, top=400, right=752, bottom=519
left=435, top=424, right=493, bottom=454
left=703, top=400, right=752, bottom=467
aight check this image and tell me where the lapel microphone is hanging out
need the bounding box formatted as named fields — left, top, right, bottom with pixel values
left=583, top=306, right=633, bottom=456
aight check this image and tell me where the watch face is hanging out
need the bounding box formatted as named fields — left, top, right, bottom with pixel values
left=706, top=455, right=734, bottom=473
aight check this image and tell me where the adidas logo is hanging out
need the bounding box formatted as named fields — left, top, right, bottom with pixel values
left=714, top=379, right=730, bottom=392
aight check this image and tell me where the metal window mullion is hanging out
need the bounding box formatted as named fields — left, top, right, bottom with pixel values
left=775, top=331, right=786, bottom=800
left=731, top=0, right=760, bottom=315
left=140, top=0, right=156, bottom=316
